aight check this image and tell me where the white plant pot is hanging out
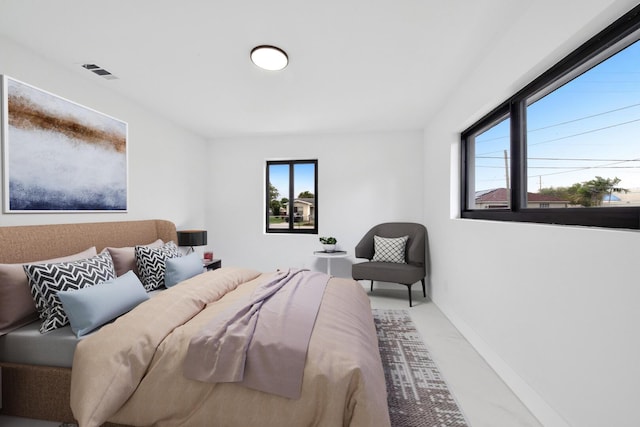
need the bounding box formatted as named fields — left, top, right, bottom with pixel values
left=323, top=244, right=336, bottom=252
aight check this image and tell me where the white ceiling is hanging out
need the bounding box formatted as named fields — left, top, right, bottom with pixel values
left=0, top=1, right=634, bottom=139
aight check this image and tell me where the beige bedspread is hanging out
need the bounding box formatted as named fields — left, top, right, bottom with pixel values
left=70, top=267, right=391, bottom=427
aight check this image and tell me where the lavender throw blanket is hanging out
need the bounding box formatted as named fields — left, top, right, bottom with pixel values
left=183, top=269, right=329, bottom=399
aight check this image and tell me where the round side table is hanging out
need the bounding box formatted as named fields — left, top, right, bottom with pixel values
left=313, top=250, right=348, bottom=275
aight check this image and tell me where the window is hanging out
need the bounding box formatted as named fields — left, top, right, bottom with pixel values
left=466, top=113, right=511, bottom=210
left=461, top=5, right=640, bottom=229
left=266, top=159, right=317, bottom=234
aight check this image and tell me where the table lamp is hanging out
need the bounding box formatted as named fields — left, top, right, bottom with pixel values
left=177, top=230, right=207, bottom=254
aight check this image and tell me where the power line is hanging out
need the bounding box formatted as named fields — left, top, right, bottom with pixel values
left=528, top=166, right=640, bottom=169
left=527, top=157, right=640, bottom=179
left=528, top=117, right=640, bottom=148
left=477, top=115, right=640, bottom=157
left=477, top=156, right=640, bottom=161
left=476, top=102, right=640, bottom=146
left=529, top=102, right=640, bottom=134
left=477, top=166, right=640, bottom=169
left=476, top=156, right=640, bottom=184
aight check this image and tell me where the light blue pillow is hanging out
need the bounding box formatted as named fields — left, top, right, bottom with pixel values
left=57, top=270, right=149, bottom=337
left=164, top=252, right=204, bottom=287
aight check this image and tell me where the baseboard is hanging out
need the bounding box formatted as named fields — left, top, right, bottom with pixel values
left=432, top=299, right=570, bottom=427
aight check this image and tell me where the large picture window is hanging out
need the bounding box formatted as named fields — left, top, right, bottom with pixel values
left=266, top=159, right=318, bottom=234
left=461, top=5, right=640, bottom=229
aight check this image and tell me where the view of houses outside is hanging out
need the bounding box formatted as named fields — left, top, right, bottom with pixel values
left=472, top=39, right=640, bottom=209
left=267, top=162, right=316, bottom=230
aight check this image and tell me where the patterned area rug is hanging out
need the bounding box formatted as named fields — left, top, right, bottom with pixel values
left=373, top=309, right=469, bottom=427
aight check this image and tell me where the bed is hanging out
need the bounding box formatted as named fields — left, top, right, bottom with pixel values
left=0, top=219, right=390, bottom=427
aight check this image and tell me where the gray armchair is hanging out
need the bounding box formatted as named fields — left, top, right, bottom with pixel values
left=352, top=222, right=427, bottom=307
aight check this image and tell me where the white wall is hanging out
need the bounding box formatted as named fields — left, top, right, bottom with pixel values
left=424, top=1, right=640, bottom=426
left=205, top=131, right=424, bottom=276
left=0, top=35, right=208, bottom=231
left=4, top=2, right=639, bottom=424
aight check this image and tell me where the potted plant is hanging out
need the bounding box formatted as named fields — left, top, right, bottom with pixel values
left=319, top=236, right=337, bottom=252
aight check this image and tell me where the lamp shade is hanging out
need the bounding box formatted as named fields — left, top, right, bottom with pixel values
left=177, top=230, right=207, bottom=247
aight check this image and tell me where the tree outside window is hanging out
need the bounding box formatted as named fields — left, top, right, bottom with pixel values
left=461, top=5, right=640, bottom=229
left=266, top=160, right=318, bottom=234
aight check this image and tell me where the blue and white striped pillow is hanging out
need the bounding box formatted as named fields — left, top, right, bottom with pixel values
left=23, top=252, right=116, bottom=333
left=135, top=241, right=181, bottom=291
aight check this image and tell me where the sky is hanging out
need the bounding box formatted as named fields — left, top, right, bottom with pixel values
left=268, top=162, right=316, bottom=201
left=474, top=38, right=640, bottom=194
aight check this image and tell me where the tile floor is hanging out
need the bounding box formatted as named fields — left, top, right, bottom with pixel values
left=369, top=287, right=542, bottom=427
left=0, top=287, right=542, bottom=427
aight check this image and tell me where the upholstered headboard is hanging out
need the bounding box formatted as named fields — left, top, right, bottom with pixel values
left=0, top=219, right=177, bottom=264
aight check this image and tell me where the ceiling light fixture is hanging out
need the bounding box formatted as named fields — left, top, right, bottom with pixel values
left=250, top=45, right=288, bottom=71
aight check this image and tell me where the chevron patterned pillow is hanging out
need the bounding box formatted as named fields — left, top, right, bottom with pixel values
left=372, top=235, right=409, bottom=264
left=135, top=241, right=181, bottom=291
left=23, top=252, right=117, bottom=333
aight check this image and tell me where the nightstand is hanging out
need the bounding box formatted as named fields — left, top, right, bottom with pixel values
left=203, top=259, right=222, bottom=271
left=313, top=251, right=347, bottom=275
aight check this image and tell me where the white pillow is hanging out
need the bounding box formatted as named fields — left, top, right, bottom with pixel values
left=372, top=235, right=408, bottom=264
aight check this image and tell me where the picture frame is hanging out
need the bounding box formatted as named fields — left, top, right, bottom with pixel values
left=1, top=75, right=128, bottom=213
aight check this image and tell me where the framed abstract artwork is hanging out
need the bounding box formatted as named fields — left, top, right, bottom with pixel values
left=1, top=75, right=128, bottom=212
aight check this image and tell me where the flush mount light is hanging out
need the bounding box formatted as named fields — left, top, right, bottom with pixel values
left=250, top=45, right=288, bottom=71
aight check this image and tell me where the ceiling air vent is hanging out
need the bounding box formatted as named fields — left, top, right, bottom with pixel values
left=82, top=63, right=118, bottom=80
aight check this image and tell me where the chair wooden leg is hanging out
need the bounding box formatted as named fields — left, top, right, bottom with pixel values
left=370, top=280, right=374, bottom=292
left=421, top=278, right=426, bottom=297
left=408, top=284, right=413, bottom=307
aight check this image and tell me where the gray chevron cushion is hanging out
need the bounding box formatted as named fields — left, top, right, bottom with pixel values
left=23, top=252, right=116, bottom=333
left=135, top=241, right=181, bottom=291
left=372, top=235, right=408, bottom=264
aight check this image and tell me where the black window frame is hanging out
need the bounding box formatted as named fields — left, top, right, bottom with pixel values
left=265, top=159, right=318, bottom=234
left=461, top=4, right=640, bottom=230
